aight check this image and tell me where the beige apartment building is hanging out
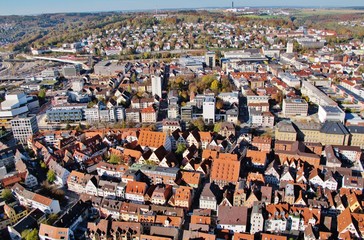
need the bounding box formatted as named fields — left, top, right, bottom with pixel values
left=275, top=121, right=297, bottom=141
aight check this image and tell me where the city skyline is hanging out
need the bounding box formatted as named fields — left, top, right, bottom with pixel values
left=1, top=0, right=364, bottom=15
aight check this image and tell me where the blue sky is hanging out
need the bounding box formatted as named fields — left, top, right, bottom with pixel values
left=1, top=0, right=364, bottom=15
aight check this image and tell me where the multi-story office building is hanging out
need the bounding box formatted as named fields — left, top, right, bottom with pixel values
left=301, top=80, right=337, bottom=106
left=282, top=99, right=308, bottom=117
left=47, top=108, right=84, bottom=123
left=318, top=105, right=345, bottom=123
left=0, top=91, right=40, bottom=128
left=181, top=104, right=193, bottom=122
left=205, top=51, right=216, bottom=68
left=10, top=116, right=39, bottom=145
left=203, top=97, right=215, bottom=124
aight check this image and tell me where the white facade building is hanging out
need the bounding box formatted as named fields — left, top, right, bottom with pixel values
left=151, top=75, right=162, bottom=98
left=318, top=105, right=345, bottom=123
left=10, top=115, right=39, bottom=144
left=203, top=96, right=215, bottom=124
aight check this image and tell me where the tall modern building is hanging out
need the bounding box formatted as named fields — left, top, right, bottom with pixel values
left=286, top=41, right=294, bottom=54
left=205, top=51, right=216, bottom=68
left=0, top=91, right=40, bottom=128
left=10, top=115, right=39, bottom=145
left=151, top=75, right=162, bottom=98
left=203, top=96, right=215, bottom=124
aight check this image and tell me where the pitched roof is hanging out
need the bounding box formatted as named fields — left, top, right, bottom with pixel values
left=211, top=158, right=240, bottom=183
left=124, top=148, right=142, bottom=160
left=39, top=224, right=70, bottom=240
left=141, top=106, right=156, bottom=113
left=202, top=149, right=219, bottom=160
left=191, top=215, right=211, bottom=225
left=181, top=171, right=201, bottom=186
left=320, top=121, right=349, bottom=135
left=234, top=233, right=254, bottom=240
left=32, top=194, right=53, bottom=206
left=261, top=233, right=287, bottom=240
left=138, top=131, right=167, bottom=149
left=246, top=149, right=267, bottom=165
left=199, top=132, right=213, bottom=142
left=338, top=208, right=353, bottom=233
left=125, top=181, right=147, bottom=195
left=88, top=219, right=109, bottom=236
left=175, top=186, right=192, bottom=202
left=217, top=205, right=248, bottom=226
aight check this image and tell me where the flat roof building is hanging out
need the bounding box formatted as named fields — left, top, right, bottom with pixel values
left=10, top=115, right=39, bottom=145
left=282, top=99, right=308, bottom=117
left=318, top=105, right=345, bottom=123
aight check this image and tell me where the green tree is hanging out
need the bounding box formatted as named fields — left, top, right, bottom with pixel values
left=109, top=154, right=122, bottom=165
left=1, top=189, right=12, bottom=201
left=190, top=118, right=205, bottom=131
left=21, top=229, right=39, bottom=240
left=210, top=79, right=220, bottom=92
left=176, top=143, right=187, bottom=155
left=38, top=88, right=46, bottom=99
left=213, top=122, right=222, bottom=133
left=358, top=65, right=364, bottom=74
left=47, top=170, right=56, bottom=183
left=40, top=161, right=47, bottom=169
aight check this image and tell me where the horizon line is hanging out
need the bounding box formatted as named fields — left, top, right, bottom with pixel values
left=1, top=5, right=364, bottom=16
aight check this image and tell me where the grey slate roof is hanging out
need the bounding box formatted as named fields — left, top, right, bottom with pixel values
left=320, top=121, right=349, bottom=135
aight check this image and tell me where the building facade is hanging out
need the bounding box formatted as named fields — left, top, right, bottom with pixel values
left=11, top=115, right=39, bottom=145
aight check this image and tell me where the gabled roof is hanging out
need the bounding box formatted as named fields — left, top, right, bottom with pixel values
left=202, top=149, right=219, bottom=160
left=181, top=171, right=201, bottom=186
left=138, top=131, right=167, bottom=149
left=125, top=181, right=147, bottom=195
left=320, top=121, right=349, bottom=135
left=217, top=205, right=248, bottom=226
left=199, top=131, right=214, bottom=142
left=88, top=219, right=109, bottom=236
left=246, top=149, right=267, bottom=165
left=211, top=158, right=240, bottom=183
left=338, top=208, right=354, bottom=233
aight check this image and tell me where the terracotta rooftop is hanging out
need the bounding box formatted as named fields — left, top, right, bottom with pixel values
left=39, top=224, right=70, bottom=240
left=246, top=149, right=267, bottom=165
left=32, top=194, right=53, bottom=206
left=138, top=131, right=167, bottom=149
left=211, top=159, right=240, bottom=183
left=181, top=171, right=201, bottom=186
left=125, top=181, right=147, bottom=195
left=141, top=106, right=156, bottom=113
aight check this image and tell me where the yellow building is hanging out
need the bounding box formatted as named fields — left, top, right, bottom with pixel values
left=4, top=204, right=28, bottom=224
left=319, top=121, right=350, bottom=146
left=294, top=121, right=322, bottom=143
left=294, top=121, right=350, bottom=146
left=348, top=126, right=364, bottom=149
left=275, top=121, right=297, bottom=141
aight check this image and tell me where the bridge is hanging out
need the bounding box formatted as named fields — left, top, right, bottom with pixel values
left=0, top=77, right=25, bottom=82
left=31, top=56, right=91, bottom=70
